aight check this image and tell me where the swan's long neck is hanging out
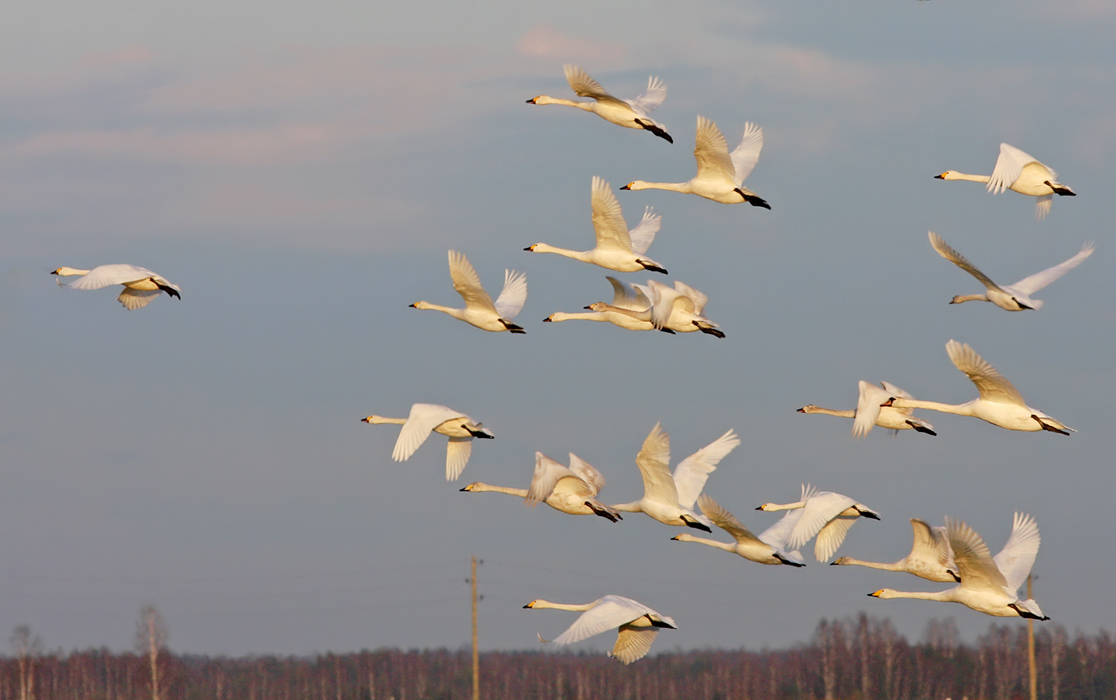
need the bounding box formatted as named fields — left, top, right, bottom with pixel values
left=363, top=415, right=407, bottom=425
left=547, top=311, right=606, bottom=323
left=627, top=180, right=692, bottom=194
left=528, top=599, right=596, bottom=612
left=801, top=406, right=855, bottom=418
left=943, top=172, right=991, bottom=184
left=461, top=483, right=527, bottom=498
left=609, top=500, right=645, bottom=513
left=950, top=294, right=989, bottom=304
left=873, top=588, right=956, bottom=603
left=527, top=243, right=592, bottom=263
left=410, top=302, right=466, bottom=321
left=672, top=533, right=734, bottom=552
left=52, top=267, right=91, bottom=276
left=759, top=501, right=805, bottom=512
left=533, top=97, right=593, bottom=111
left=835, top=556, right=904, bottom=572
left=891, top=398, right=973, bottom=416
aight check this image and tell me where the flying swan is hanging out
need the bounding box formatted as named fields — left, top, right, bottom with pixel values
left=410, top=250, right=527, bottom=333
left=460, top=451, right=621, bottom=522
left=524, top=595, right=676, bottom=664
left=543, top=277, right=666, bottom=332
left=51, top=264, right=181, bottom=310
left=672, top=493, right=806, bottom=566
left=756, top=484, right=880, bottom=562
left=620, top=116, right=770, bottom=208
left=869, top=513, right=1047, bottom=619
left=883, top=340, right=1074, bottom=434
left=935, top=143, right=1076, bottom=220
left=361, top=403, right=494, bottom=481
left=928, top=231, right=1094, bottom=311
left=831, top=518, right=959, bottom=582
left=798, top=380, right=936, bottom=437
left=586, top=279, right=724, bottom=337
left=525, top=176, right=666, bottom=274
left=526, top=65, right=672, bottom=143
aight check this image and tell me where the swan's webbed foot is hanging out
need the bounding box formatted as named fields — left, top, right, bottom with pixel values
left=857, top=508, right=881, bottom=520
left=639, top=261, right=668, bottom=275
left=734, top=188, right=771, bottom=209
left=697, top=324, right=726, bottom=339
left=647, top=616, right=677, bottom=629
left=154, top=281, right=181, bottom=299
left=1009, top=603, right=1050, bottom=621
left=947, top=569, right=961, bottom=583
left=1013, top=297, right=1034, bottom=310
left=503, top=320, right=527, bottom=334
left=908, top=421, right=938, bottom=436
left=1033, top=415, right=1070, bottom=435
left=637, top=120, right=673, bottom=144
left=776, top=553, right=806, bottom=567
left=587, top=502, right=621, bottom=523
left=1046, top=181, right=1076, bottom=196
left=681, top=515, right=712, bottom=533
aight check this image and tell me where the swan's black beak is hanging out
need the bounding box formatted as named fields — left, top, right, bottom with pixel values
left=619, top=184, right=631, bottom=190
left=934, top=173, right=945, bottom=179
left=796, top=407, right=806, bottom=413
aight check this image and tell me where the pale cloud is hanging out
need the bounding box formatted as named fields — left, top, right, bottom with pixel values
left=515, top=25, right=627, bottom=64
left=77, top=46, right=156, bottom=70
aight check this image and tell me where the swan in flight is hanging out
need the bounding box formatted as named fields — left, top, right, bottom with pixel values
left=410, top=250, right=527, bottom=333
left=832, top=518, right=959, bottom=582
left=524, top=595, right=676, bottom=664
left=756, top=484, right=880, bottom=562
left=525, top=176, right=666, bottom=274
left=869, top=513, right=1047, bottom=620
left=884, top=340, right=1074, bottom=435
left=672, top=493, right=806, bottom=566
left=543, top=277, right=666, bottom=332
left=609, top=424, right=740, bottom=532
left=361, top=403, right=493, bottom=481
left=461, top=452, right=621, bottom=522
left=586, top=279, right=724, bottom=337
left=798, top=380, right=936, bottom=437
left=526, top=65, right=672, bottom=143
left=935, top=143, right=1076, bottom=220
left=620, top=116, right=769, bottom=208
left=928, top=232, right=1094, bottom=311
left=51, top=264, right=181, bottom=310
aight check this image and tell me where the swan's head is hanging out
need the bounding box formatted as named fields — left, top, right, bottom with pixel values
left=460, top=482, right=480, bottom=492
left=671, top=533, right=698, bottom=542
left=51, top=266, right=85, bottom=276
left=880, top=397, right=896, bottom=407
left=935, top=171, right=959, bottom=180
left=830, top=557, right=851, bottom=566
left=361, top=415, right=387, bottom=424
left=797, top=405, right=817, bottom=414
left=755, top=503, right=776, bottom=511
left=584, top=302, right=608, bottom=312
left=523, top=600, right=540, bottom=609
left=524, top=244, right=542, bottom=252
left=526, top=95, right=552, bottom=105
left=409, top=301, right=430, bottom=310
left=619, top=181, right=645, bottom=191
left=868, top=589, right=897, bottom=599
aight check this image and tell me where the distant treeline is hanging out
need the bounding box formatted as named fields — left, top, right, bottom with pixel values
left=3, top=613, right=1114, bottom=700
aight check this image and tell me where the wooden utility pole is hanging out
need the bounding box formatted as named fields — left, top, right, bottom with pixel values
left=1028, top=574, right=1037, bottom=700
left=471, top=556, right=480, bottom=700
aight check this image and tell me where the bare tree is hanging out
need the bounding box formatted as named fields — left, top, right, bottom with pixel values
left=10, top=625, right=42, bottom=700
left=135, top=605, right=169, bottom=700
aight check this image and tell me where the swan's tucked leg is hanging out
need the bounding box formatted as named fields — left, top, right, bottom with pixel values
left=680, top=515, right=712, bottom=533
left=907, top=421, right=938, bottom=436
left=636, top=119, right=673, bottom=144
left=1033, top=416, right=1069, bottom=436
left=734, top=188, right=771, bottom=209
left=774, top=553, right=806, bottom=567
left=696, top=324, right=725, bottom=339
left=639, top=260, right=668, bottom=275
left=586, top=502, right=622, bottom=523
left=502, top=320, right=527, bottom=334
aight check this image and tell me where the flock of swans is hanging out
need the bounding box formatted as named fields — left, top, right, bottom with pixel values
left=50, top=64, right=1085, bottom=664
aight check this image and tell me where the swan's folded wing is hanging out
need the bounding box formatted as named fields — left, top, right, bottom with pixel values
left=758, top=508, right=805, bottom=552
left=563, top=65, right=619, bottom=104
left=693, top=116, right=736, bottom=183
left=673, top=429, right=739, bottom=509
left=392, top=403, right=463, bottom=462
left=117, top=288, right=161, bottom=310
left=813, top=516, right=857, bottom=562
left=945, top=340, right=1026, bottom=406
left=68, top=264, right=158, bottom=290
left=947, top=517, right=1009, bottom=593
left=1007, top=242, right=1095, bottom=296
left=625, top=75, right=667, bottom=115
left=567, top=453, right=606, bottom=496
left=448, top=250, right=497, bottom=313
left=928, top=232, right=1001, bottom=291
left=910, top=519, right=955, bottom=568
left=987, top=143, right=1033, bottom=195
left=493, top=269, right=528, bottom=320
left=549, top=597, right=647, bottom=646
left=591, top=176, right=634, bottom=252
left=445, top=438, right=472, bottom=481
left=627, top=207, right=660, bottom=256
left=853, top=381, right=888, bottom=437
left=634, top=423, right=678, bottom=504
left=787, top=491, right=856, bottom=552
left=527, top=452, right=574, bottom=505
left=612, top=626, right=659, bottom=664
left=672, top=281, right=709, bottom=316
left=607, top=276, right=650, bottom=310
left=993, top=512, right=1040, bottom=594
left=728, top=122, right=764, bottom=186
left=698, top=493, right=761, bottom=545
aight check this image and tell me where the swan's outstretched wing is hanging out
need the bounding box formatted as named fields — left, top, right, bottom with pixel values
left=445, top=438, right=473, bottom=481
left=787, top=491, right=858, bottom=552
left=607, top=276, right=650, bottom=311
left=1008, top=242, right=1095, bottom=296
left=945, top=340, right=1026, bottom=406
left=853, top=381, right=889, bottom=437
left=987, top=143, right=1041, bottom=195
left=627, top=207, right=660, bottom=256
left=448, top=250, right=497, bottom=313
left=758, top=508, right=806, bottom=553
left=634, top=423, right=678, bottom=504
left=672, top=281, right=709, bottom=316
left=910, top=519, right=956, bottom=570
left=392, top=403, right=465, bottom=462
left=625, top=75, right=667, bottom=115
left=698, top=493, right=762, bottom=545
left=673, top=429, right=739, bottom=509
left=548, top=596, right=661, bottom=646
left=591, top=176, right=634, bottom=252
left=693, top=116, right=736, bottom=183
left=728, top=122, right=764, bottom=186
left=948, top=517, right=1009, bottom=594
left=563, top=65, right=620, bottom=104
left=527, top=452, right=576, bottom=505
left=67, top=264, right=166, bottom=290
left=493, top=269, right=528, bottom=320
left=814, top=516, right=858, bottom=563
left=929, top=232, right=1001, bottom=292
left=993, top=512, right=1040, bottom=594
left=567, top=453, right=606, bottom=496
left=612, top=626, right=660, bottom=665
left=117, top=288, right=161, bottom=310
left=1034, top=195, right=1053, bottom=221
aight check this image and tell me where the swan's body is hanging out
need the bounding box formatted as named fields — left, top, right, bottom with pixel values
left=621, top=116, right=769, bottom=207
left=587, top=279, right=724, bottom=337
left=526, top=65, right=672, bottom=143
left=544, top=276, right=664, bottom=332
left=361, top=403, right=494, bottom=480
left=869, top=513, right=1047, bottom=620
left=609, top=424, right=740, bottom=532
left=526, top=176, right=666, bottom=274
left=51, top=264, right=181, bottom=310
left=929, top=232, right=1094, bottom=311
left=798, top=381, right=936, bottom=437
left=460, top=452, right=620, bottom=522
left=935, top=143, right=1076, bottom=220
left=885, top=340, right=1074, bottom=435
left=756, top=484, right=880, bottom=562
left=673, top=493, right=806, bottom=566
left=410, top=250, right=527, bottom=333
left=832, top=518, right=959, bottom=582
left=524, top=595, right=676, bottom=664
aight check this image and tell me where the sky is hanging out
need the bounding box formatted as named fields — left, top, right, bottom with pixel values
left=2, top=0, right=1116, bottom=658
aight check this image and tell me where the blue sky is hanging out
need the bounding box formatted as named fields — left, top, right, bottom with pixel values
left=2, top=0, right=1115, bottom=656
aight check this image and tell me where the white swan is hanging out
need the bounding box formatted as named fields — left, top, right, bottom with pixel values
left=832, top=518, right=959, bottom=583
left=884, top=340, right=1074, bottom=434
left=526, top=65, right=672, bottom=143
left=672, top=493, right=806, bottom=567
left=543, top=277, right=665, bottom=332
left=586, top=279, right=724, bottom=337
left=798, top=380, right=936, bottom=437
left=460, top=452, right=621, bottom=522
left=525, top=176, right=666, bottom=274
left=935, top=143, right=1076, bottom=220
left=361, top=403, right=494, bottom=481
left=524, top=595, right=676, bottom=664
left=51, top=264, right=181, bottom=310
left=756, top=484, right=880, bottom=562
left=869, top=513, right=1047, bottom=620
left=929, top=232, right=1094, bottom=311
left=620, top=116, right=769, bottom=208
left=609, top=424, right=740, bottom=532
left=410, top=250, right=527, bottom=333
